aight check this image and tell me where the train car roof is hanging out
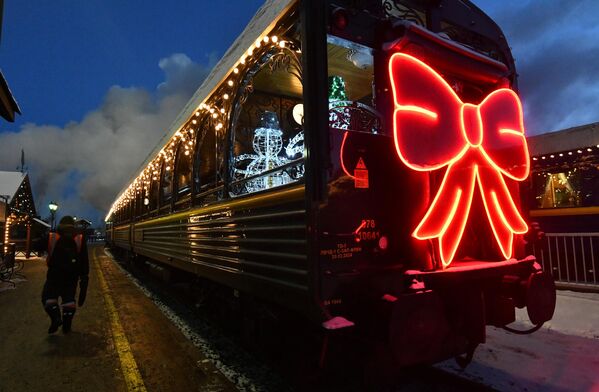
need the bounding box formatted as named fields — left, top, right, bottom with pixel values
left=115, top=0, right=295, bottom=202
left=527, top=122, right=599, bottom=157
left=108, top=0, right=514, bottom=217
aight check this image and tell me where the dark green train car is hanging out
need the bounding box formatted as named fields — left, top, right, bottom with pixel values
left=106, top=0, right=556, bottom=368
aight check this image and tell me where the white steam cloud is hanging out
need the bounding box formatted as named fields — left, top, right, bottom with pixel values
left=0, top=53, right=213, bottom=226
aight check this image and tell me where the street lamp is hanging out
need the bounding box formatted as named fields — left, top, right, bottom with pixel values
left=48, top=201, right=58, bottom=230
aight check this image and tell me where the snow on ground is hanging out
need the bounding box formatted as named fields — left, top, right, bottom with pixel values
left=528, top=291, right=599, bottom=340
left=103, top=249, right=288, bottom=392
left=0, top=256, right=42, bottom=292
left=438, top=290, right=599, bottom=392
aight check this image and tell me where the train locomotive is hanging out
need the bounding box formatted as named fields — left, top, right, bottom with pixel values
left=106, top=0, right=557, bottom=370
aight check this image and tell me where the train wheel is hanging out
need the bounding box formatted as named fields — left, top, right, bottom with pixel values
left=454, top=342, right=478, bottom=369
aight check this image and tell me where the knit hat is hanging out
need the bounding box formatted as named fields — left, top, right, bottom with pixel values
left=57, top=215, right=75, bottom=235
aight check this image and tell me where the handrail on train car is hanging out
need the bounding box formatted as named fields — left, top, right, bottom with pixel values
left=229, top=157, right=305, bottom=188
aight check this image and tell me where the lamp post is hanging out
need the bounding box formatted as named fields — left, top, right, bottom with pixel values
left=48, top=201, right=58, bottom=231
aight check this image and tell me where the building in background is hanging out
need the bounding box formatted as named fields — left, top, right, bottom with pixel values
left=527, top=122, right=599, bottom=231
left=0, top=171, right=46, bottom=257
left=526, top=122, right=599, bottom=290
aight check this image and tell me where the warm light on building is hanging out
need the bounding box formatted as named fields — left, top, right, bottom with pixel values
left=3, top=216, right=10, bottom=254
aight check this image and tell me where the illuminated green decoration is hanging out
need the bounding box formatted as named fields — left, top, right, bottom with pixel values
left=328, top=75, right=348, bottom=101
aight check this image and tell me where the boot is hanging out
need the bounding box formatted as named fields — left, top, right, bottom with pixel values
left=62, top=305, right=76, bottom=333
left=44, top=304, right=62, bottom=334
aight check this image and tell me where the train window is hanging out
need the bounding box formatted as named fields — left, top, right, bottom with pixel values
left=149, top=176, right=159, bottom=211
left=174, top=141, right=192, bottom=197
left=532, top=166, right=599, bottom=209
left=160, top=160, right=173, bottom=204
left=229, top=31, right=303, bottom=196
left=125, top=200, right=131, bottom=221
left=130, top=195, right=135, bottom=219
left=327, top=36, right=379, bottom=134
left=135, top=189, right=144, bottom=218
left=194, top=119, right=217, bottom=195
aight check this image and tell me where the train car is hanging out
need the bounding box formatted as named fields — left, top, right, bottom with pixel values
left=105, top=0, right=556, bottom=369
left=526, top=123, right=599, bottom=289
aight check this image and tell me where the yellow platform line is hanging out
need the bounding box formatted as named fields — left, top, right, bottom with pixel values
left=94, top=249, right=147, bottom=392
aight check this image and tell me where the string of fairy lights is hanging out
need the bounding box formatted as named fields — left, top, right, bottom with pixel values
left=531, top=144, right=599, bottom=178
left=531, top=144, right=599, bottom=162
left=2, top=179, right=36, bottom=253
left=3, top=216, right=10, bottom=254
left=106, top=34, right=295, bottom=222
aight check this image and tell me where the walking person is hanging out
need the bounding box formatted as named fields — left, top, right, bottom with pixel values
left=41, top=215, right=89, bottom=333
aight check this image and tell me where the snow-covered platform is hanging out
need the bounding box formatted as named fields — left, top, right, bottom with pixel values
left=0, top=247, right=236, bottom=391
left=439, top=290, right=599, bottom=391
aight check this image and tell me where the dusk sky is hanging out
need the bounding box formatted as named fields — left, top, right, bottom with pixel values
left=0, top=1, right=597, bottom=226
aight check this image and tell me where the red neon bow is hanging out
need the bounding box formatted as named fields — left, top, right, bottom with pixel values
left=389, top=53, right=530, bottom=268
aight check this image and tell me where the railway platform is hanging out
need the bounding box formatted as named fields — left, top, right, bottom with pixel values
left=1, top=244, right=599, bottom=392
left=0, top=244, right=235, bottom=392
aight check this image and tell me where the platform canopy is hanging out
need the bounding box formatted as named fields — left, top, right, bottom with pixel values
left=527, top=122, right=599, bottom=157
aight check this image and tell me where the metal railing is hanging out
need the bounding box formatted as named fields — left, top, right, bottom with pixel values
left=531, top=233, right=599, bottom=289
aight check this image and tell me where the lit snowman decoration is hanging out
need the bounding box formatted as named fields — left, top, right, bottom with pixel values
left=234, top=111, right=291, bottom=193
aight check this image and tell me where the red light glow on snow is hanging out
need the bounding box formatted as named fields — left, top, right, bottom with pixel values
left=389, top=53, right=530, bottom=268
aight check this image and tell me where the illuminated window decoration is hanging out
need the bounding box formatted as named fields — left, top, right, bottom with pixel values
left=329, top=75, right=348, bottom=102
left=389, top=53, right=530, bottom=268
left=285, top=130, right=305, bottom=158
left=328, top=70, right=380, bottom=136
left=106, top=33, right=301, bottom=221
left=284, top=130, right=305, bottom=179
left=233, top=111, right=292, bottom=194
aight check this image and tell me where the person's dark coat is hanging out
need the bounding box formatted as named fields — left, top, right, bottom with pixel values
left=42, top=220, right=89, bottom=305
